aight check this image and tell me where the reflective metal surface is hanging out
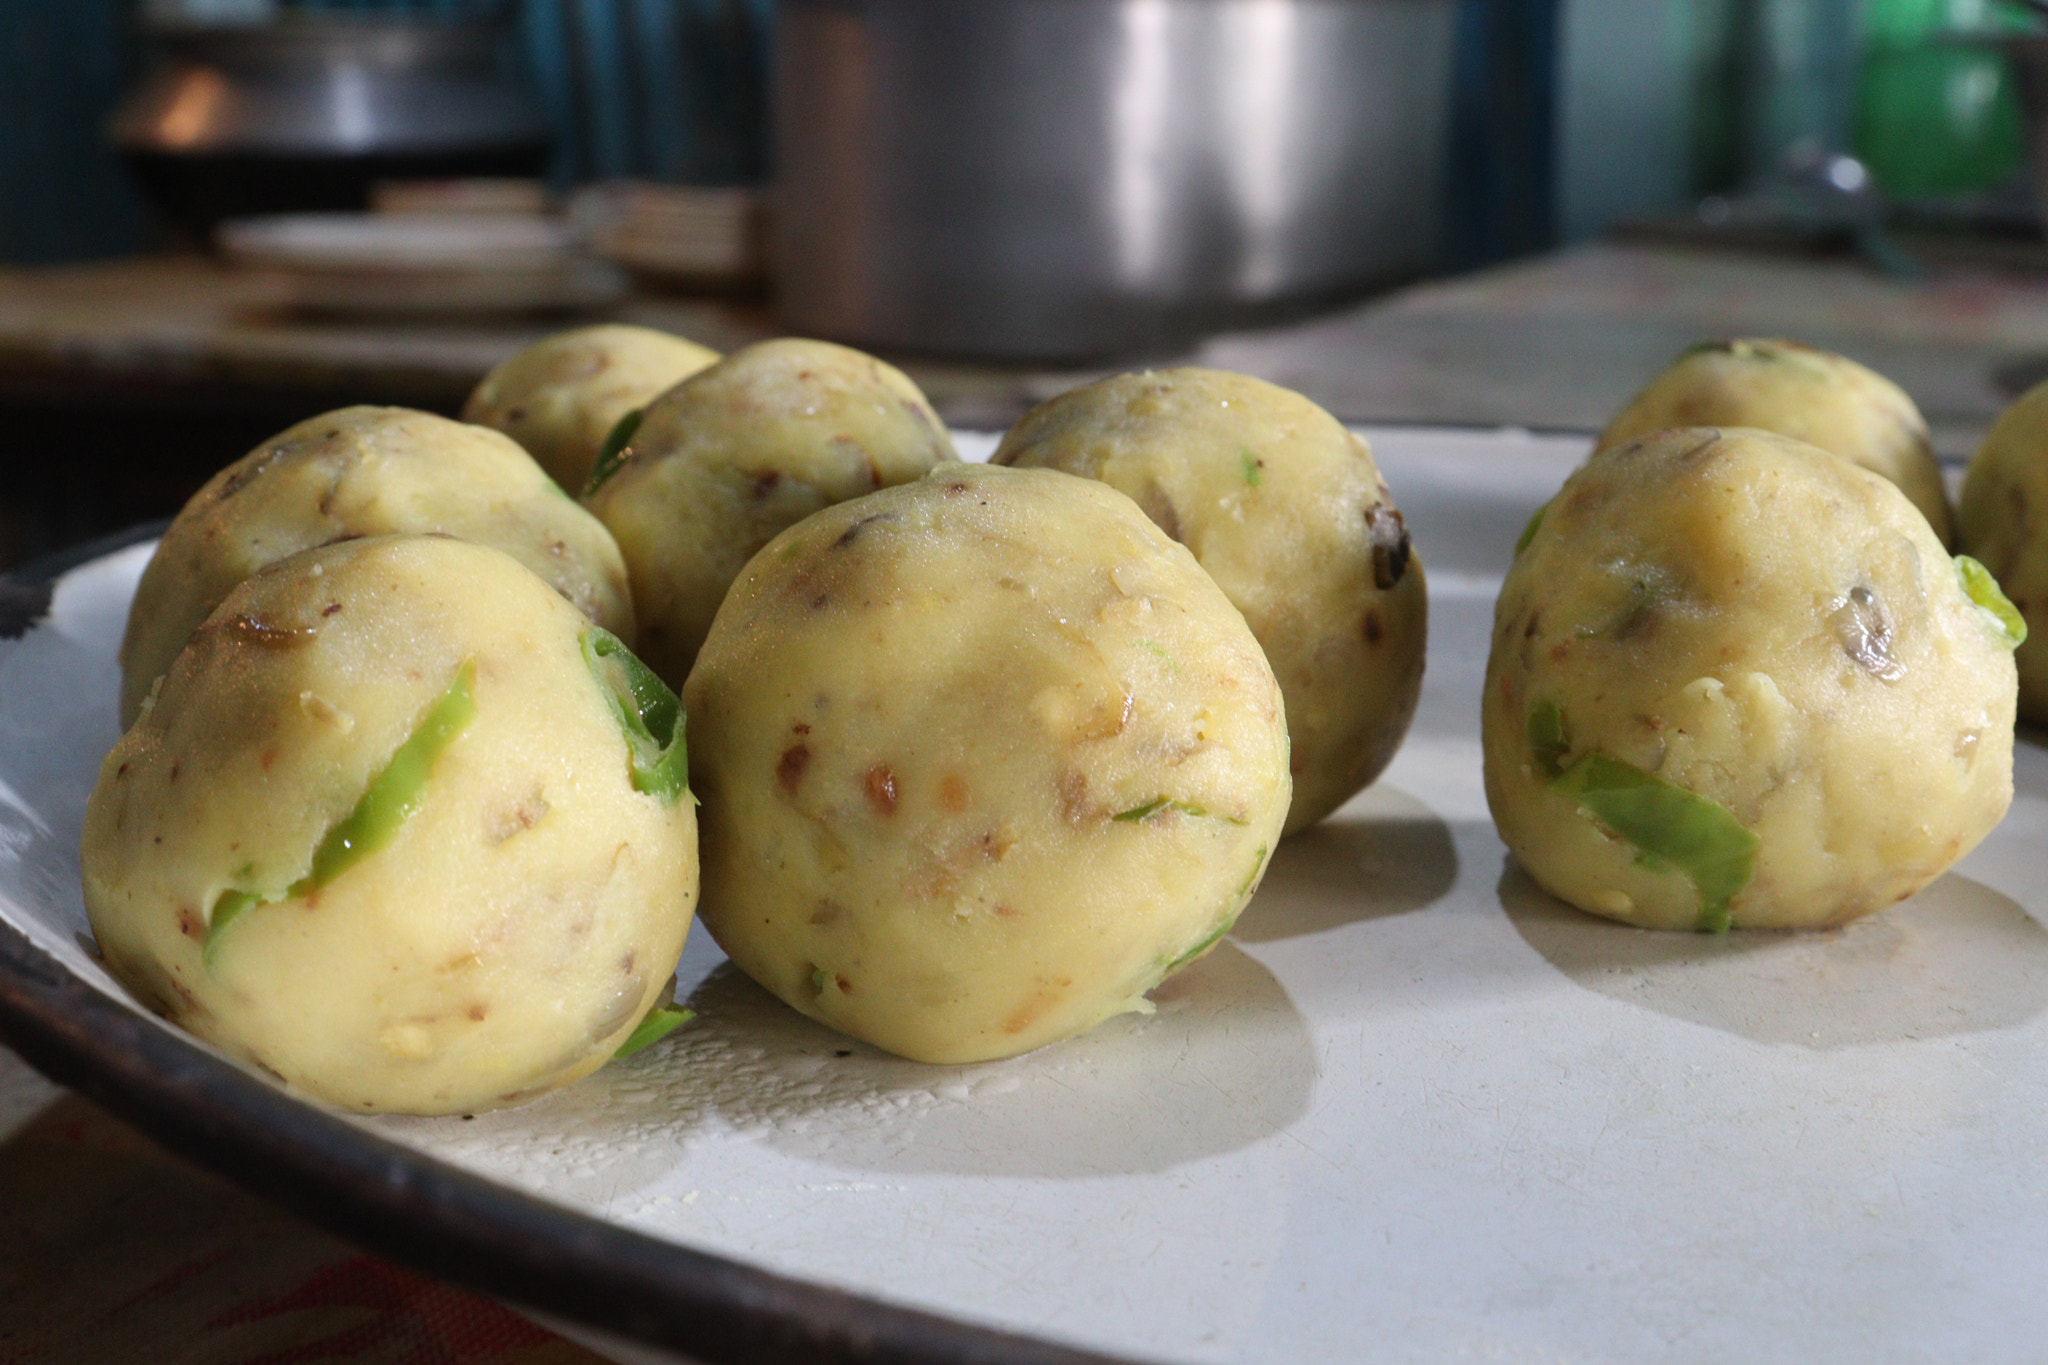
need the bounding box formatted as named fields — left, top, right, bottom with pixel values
left=107, top=17, right=549, bottom=238
left=108, top=17, right=548, bottom=158
left=777, top=0, right=1457, bottom=360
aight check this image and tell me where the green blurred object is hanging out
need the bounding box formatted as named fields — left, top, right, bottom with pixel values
left=1856, top=0, right=2034, bottom=198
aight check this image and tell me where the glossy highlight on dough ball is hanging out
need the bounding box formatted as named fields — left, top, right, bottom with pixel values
left=584, top=337, right=956, bottom=687
left=994, top=367, right=1425, bottom=835
left=462, top=323, right=720, bottom=492
left=84, top=536, right=699, bottom=1116
left=684, top=462, right=1291, bottom=1064
left=1959, top=379, right=2048, bottom=724
left=1484, top=427, right=2017, bottom=932
left=119, top=405, right=635, bottom=728
left=1599, top=339, right=1953, bottom=544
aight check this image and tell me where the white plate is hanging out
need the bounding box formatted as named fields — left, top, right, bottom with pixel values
left=217, top=212, right=628, bottom=316
left=4, top=426, right=2047, bottom=1365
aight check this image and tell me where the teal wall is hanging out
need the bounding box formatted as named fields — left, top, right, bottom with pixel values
left=1555, top=0, right=1696, bottom=241
left=0, top=0, right=149, bottom=262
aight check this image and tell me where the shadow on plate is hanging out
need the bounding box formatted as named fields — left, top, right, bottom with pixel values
left=1235, top=785, right=1457, bottom=943
left=1498, top=858, right=2048, bottom=1049
left=634, top=941, right=1315, bottom=1178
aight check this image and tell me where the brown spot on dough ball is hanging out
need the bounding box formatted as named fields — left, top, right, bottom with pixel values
left=1366, top=505, right=1411, bottom=589
left=865, top=763, right=898, bottom=815
left=1363, top=611, right=1383, bottom=645
left=777, top=745, right=812, bottom=793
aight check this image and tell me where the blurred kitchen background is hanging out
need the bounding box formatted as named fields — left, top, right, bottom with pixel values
left=6, top=0, right=2048, bottom=567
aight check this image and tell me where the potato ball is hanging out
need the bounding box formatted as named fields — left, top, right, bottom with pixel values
left=1958, top=379, right=2048, bottom=724
left=1484, top=427, right=2019, bottom=932
left=1599, top=339, right=1953, bottom=544
left=684, top=462, right=1290, bottom=1063
left=993, top=368, right=1425, bottom=834
left=84, top=535, right=699, bottom=1115
left=462, top=323, right=720, bottom=491
left=119, top=405, right=635, bottom=728
left=583, top=337, right=956, bottom=687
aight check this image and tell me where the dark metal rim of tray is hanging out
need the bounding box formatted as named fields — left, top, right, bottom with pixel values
left=0, top=525, right=1145, bottom=1365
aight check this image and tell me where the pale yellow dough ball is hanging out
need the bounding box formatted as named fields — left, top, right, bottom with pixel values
left=119, top=405, right=635, bottom=728
left=1959, top=379, right=2048, bottom=724
left=684, top=463, right=1291, bottom=1064
left=1600, top=339, right=1953, bottom=544
left=994, top=368, right=1425, bottom=835
left=584, top=337, right=956, bottom=687
left=84, top=536, right=698, bottom=1115
left=462, top=324, right=720, bottom=491
left=1484, top=427, right=2017, bottom=932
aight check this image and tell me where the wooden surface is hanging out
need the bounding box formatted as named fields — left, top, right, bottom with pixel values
left=5, top=242, right=2048, bottom=455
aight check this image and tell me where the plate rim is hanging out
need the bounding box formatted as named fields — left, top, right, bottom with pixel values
left=0, top=528, right=1145, bottom=1365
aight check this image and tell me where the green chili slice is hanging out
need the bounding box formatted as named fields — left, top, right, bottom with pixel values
left=583, top=407, right=644, bottom=497
left=205, top=659, right=477, bottom=963
left=1956, top=555, right=2027, bottom=648
left=614, top=1003, right=693, bottom=1059
left=1165, top=919, right=1234, bottom=973
left=1526, top=697, right=1570, bottom=779
left=581, top=628, right=690, bottom=802
left=302, top=660, right=477, bottom=890
left=1551, top=751, right=1759, bottom=934
left=1112, top=796, right=1243, bottom=824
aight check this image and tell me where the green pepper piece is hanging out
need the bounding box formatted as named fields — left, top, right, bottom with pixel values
left=301, top=660, right=477, bottom=891
left=1515, top=502, right=1548, bottom=556
left=581, top=629, right=689, bottom=802
left=1112, top=796, right=1244, bottom=824
left=202, top=891, right=259, bottom=967
left=1552, top=752, right=1758, bottom=933
left=1139, top=640, right=1180, bottom=677
left=1239, top=449, right=1263, bottom=487
left=1526, top=697, right=1570, bottom=779
left=205, top=659, right=478, bottom=963
left=1236, top=844, right=1270, bottom=902
left=583, top=408, right=644, bottom=497
left=1161, top=843, right=1271, bottom=974
left=614, top=1003, right=693, bottom=1059
left=1165, top=918, right=1234, bottom=973
left=1956, top=555, right=2027, bottom=648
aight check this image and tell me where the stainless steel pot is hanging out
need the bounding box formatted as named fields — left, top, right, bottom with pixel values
left=109, top=17, right=549, bottom=237
left=776, top=0, right=1457, bottom=360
